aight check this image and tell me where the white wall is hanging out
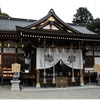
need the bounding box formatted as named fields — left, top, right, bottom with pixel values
left=94, top=57, right=100, bottom=65
left=94, top=51, right=100, bottom=56
left=3, top=48, right=15, bottom=53
left=86, top=51, right=93, bottom=56
left=2, top=41, right=29, bottom=53
left=18, top=48, right=24, bottom=53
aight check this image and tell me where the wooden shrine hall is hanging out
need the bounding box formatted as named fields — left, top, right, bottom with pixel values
left=0, top=9, right=99, bottom=88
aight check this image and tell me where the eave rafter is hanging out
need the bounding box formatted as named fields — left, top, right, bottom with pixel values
left=0, top=34, right=19, bottom=41
left=16, top=26, right=100, bottom=42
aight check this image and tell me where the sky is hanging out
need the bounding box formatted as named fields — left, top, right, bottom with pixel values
left=0, top=0, right=100, bottom=23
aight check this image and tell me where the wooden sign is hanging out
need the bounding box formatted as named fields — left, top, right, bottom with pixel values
left=12, top=63, right=21, bottom=72
left=94, top=64, right=100, bottom=72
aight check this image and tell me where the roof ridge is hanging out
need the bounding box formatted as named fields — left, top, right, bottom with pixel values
left=0, top=16, right=36, bottom=22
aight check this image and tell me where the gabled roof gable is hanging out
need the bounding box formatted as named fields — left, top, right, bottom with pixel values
left=25, top=9, right=81, bottom=34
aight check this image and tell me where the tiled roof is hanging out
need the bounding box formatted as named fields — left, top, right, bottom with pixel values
left=69, top=24, right=97, bottom=35
left=0, top=17, right=98, bottom=35
left=0, top=17, right=35, bottom=31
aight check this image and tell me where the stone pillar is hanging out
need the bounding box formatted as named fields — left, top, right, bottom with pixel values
left=96, top=78, right=100, bottom=85
left=36, top=69, right=40, bottom=88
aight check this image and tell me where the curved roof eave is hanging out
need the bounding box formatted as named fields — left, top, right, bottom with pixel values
left=16, top=26, right=100, bottom=39
left=25, top=12, right=52, bottom=28
left=25, top=9, right=81, bottom=34
left=69, top=25, right=98, bottom=35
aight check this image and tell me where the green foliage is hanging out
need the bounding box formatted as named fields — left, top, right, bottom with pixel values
left=87, top=18, right=100, bottom=34
left=0, top=12, right=10, bottom=17
left=72, top=7, right=94, bottom=24
left=0, top=9, right=10, bottom=18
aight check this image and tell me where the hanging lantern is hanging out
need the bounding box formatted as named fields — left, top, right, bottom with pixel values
left=20, top=32, right=22, bottom=36
left=7, top=43, right=10, bottom=48
left=25, top=58, right=31, bottom=65
left=15, top=43, right=17, bottom=48
left=0, top=42, right=2, bottom=47
left=86, top=47, right=88, bottom=50
left=22, top=44, right=24, bottom=48
left=77, top=72, right=79, bottom=76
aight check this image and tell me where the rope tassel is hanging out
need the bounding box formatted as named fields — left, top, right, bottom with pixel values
left=71, top=76, right=75, bottom=82
left=52, top=77, right=56, bottom=84
left=43, top=78, right=47, bottom=84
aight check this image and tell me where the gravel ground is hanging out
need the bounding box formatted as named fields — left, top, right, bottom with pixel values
left=0, top=85, right=100, bottom=99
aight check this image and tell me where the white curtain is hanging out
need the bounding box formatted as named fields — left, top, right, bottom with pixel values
left=36, top=48, right=83, bottom=69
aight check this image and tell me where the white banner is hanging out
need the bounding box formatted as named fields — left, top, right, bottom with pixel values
left=36, top=48, right=83, bottom=69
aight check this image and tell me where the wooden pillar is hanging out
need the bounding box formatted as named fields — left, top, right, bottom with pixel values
left=36, top=69, right=40, bottom=88
left=79, top=41, right=84, bottom=86
left=80, top=69, right=84, bottom=86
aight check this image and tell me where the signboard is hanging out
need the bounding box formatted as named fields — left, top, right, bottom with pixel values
left=12, top=63, right=21, bottom=72
left=94, top=64, right=100, bottom=72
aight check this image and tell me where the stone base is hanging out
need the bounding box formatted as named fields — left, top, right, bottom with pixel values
left=10, top=80, right=20, bottom=91
left=80, top=82, right=84, bottom=86
left=36, top=83, right=40, bottom=88
left=96, top=78, right=100, bottom=86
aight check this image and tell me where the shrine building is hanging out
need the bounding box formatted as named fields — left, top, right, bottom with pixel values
left=0, top=9, right=99, bottom=88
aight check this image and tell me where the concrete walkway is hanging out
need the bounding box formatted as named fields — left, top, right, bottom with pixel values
left=0, top=84, right=100, bottom=99
left=21, top=84, right=100, bottom=92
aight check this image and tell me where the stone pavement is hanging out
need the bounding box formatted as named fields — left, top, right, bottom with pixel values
left=0, top=84, right=100, bottom=99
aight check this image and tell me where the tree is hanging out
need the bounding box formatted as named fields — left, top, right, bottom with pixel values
left=72, top=7, right=94, bottom=24
left=0, top=8, right=10, bottom=18
left=87, top=18, right=100, bottom=34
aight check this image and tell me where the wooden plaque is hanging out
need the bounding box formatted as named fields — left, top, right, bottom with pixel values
left=12, top=63, right=21, bottom=72
left=94, top=64, right=100, bottom=72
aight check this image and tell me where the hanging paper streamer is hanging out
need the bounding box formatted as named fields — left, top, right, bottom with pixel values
left=60, top=60, right=62, bottom=65
left=40, top=58, right=42, bottom=67
left=62, top=48, right=65, bottom=55
left=56, top=48, right=58, bottom=55
left=48, top=48, right=51, bottom=55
